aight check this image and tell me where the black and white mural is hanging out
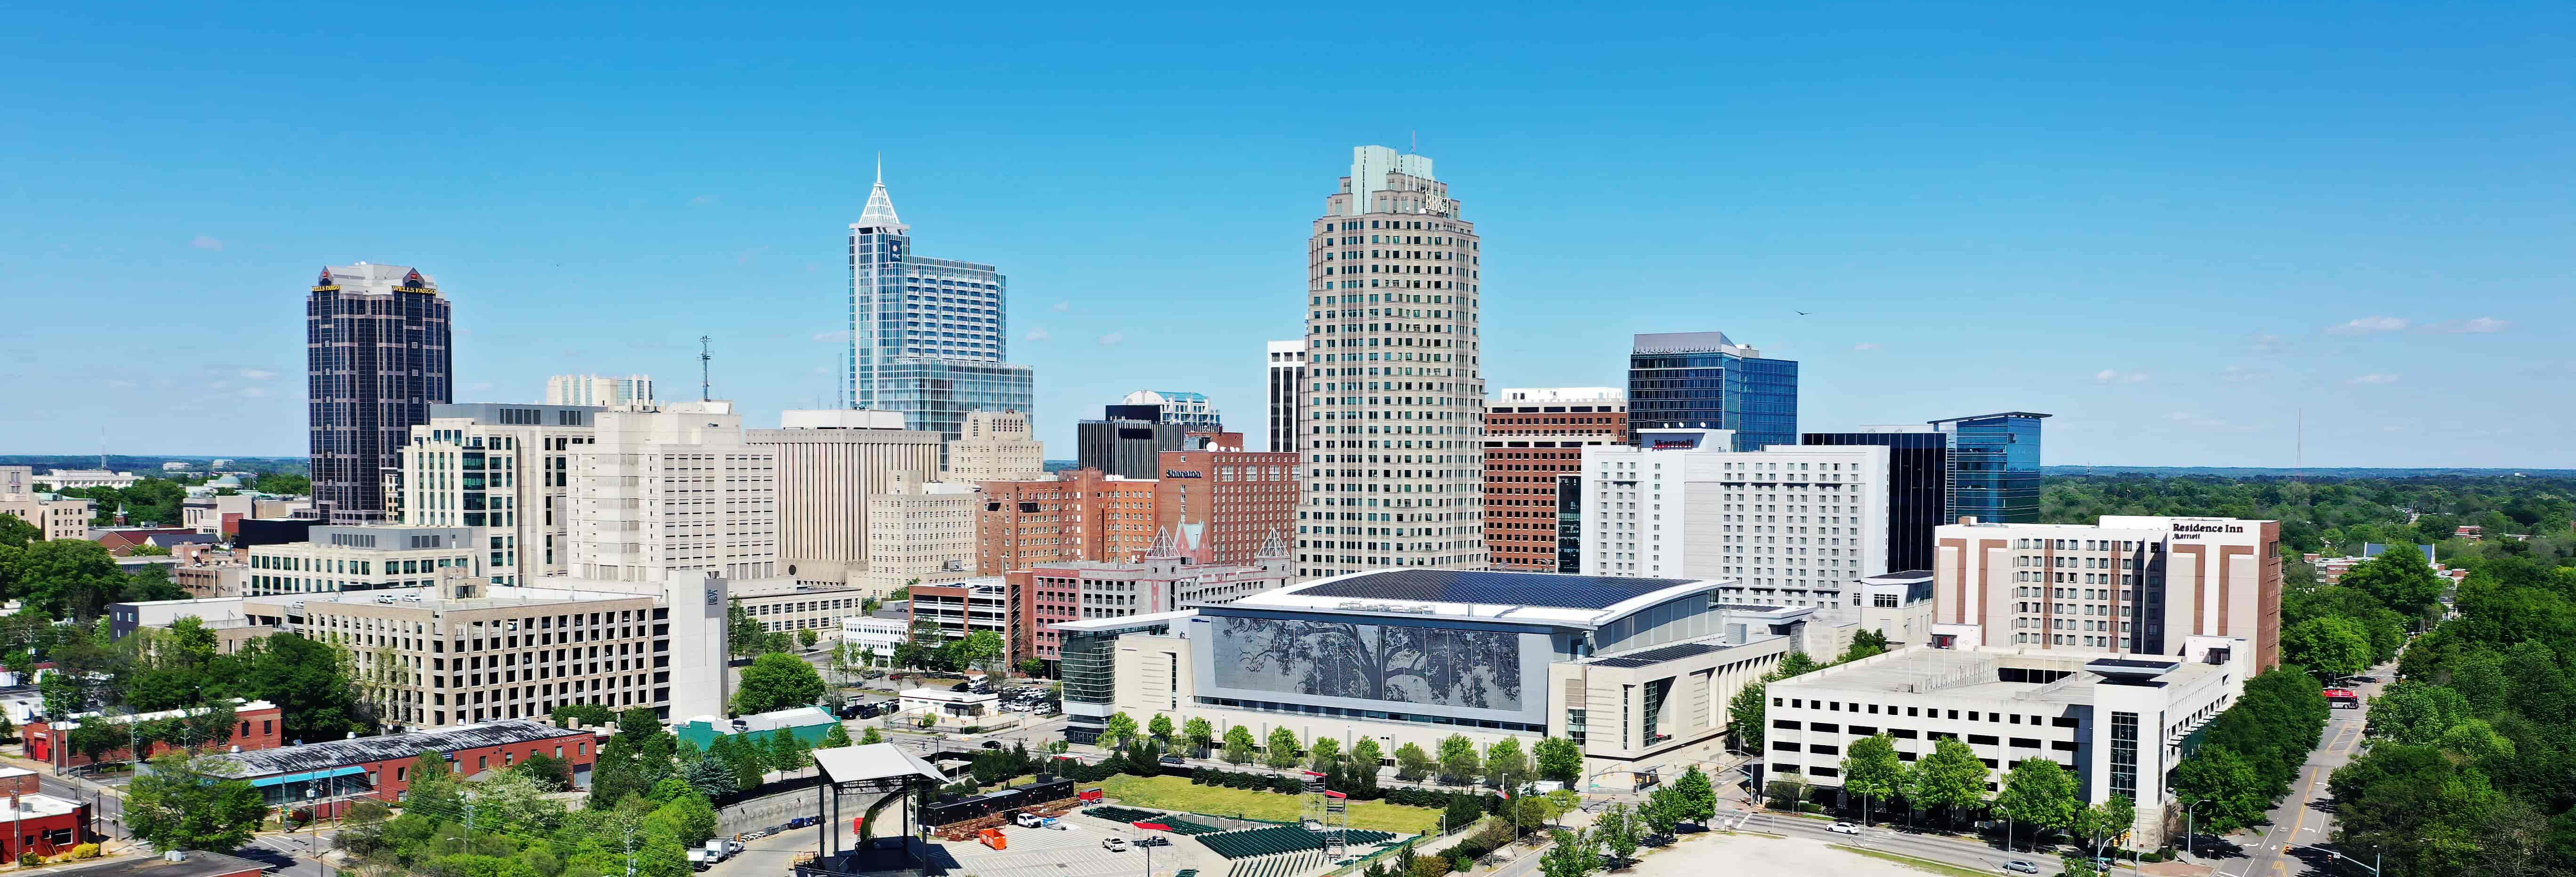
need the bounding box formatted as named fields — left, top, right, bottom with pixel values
left=1211, top=616, right=1523, bottom=711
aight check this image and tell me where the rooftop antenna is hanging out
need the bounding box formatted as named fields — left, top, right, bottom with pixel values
left=699, top=335, right=712, bottom=402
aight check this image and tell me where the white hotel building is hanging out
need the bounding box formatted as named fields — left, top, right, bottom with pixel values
left=1578, top=429, right=1889, bottom=609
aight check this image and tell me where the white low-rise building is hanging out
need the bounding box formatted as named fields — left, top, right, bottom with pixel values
left=1765, top=637, right=2250, bottom=848
left=841, top=616, right=908, bottom=658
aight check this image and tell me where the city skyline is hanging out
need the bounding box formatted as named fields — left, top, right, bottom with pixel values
left=6, top=4, right=2571, bottom=468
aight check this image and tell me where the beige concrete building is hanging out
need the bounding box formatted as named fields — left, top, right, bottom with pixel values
left=0, top=467, right=92, bottom=541
left=1297, top=145, right=1489, bottom=577
left=402, top=403, right=611, bottom=585
left=245, top=525, right=478, bottom=596
left=1932, top=515, right=2283, bottom=671
left=545, top=374, right=655, bottom=409
left=864, top=472, right=978, bottom=595
left=244, top=570, right=677, bottom=729
left=747, top=410, right=943, bottom=591
left=570, top=400, right=781, bottom=584
left=943, top=411, right=1045, bottom=482
left=728, top=581, right=874, bottom=636
left=176, top=553, right=249, bottom=598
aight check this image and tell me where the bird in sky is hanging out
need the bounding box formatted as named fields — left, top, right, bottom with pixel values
left=1794, top=310, right=1809, bottom=316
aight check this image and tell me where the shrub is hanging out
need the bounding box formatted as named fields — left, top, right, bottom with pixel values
left=69, top=844, right=99, bottom=860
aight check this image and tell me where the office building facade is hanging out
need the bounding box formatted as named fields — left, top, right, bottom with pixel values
left=545, top=374, right=654, bottom=409
left=1932, top=412, right=2048, bottom=524
left=246, top=525, right=476, bottom=595
left=1151, top=447, right=1298, bottom=567
left=864, top=472, right=979, bottom=595
left=402, top=403, right=606, bottom=584
left=975, top=470, right=1159, bottom=574
left=1297, top=145, right=1488, bottom=577
left=1265, top=340, right=1307, bottom=454
left=568, top=401, right=781, bottom=584
left=1077, top=419, right=1191, bottom=480
left=1578, top=430, right=1890, bottom=608
left=845, top=165, right=1033, bottom=441
left=1801, top=426, right=1952, bottom=574
left=1107, top=390, right=1220, bottom=429
left=1484, top=388, right=1626, bottom=571
left=1626, top=332, right=1795, bottom=452
left=748, top=410, right=944, bottom=590
left=1932, top=515, right=2282, bottom=669
left=309, top=263, right=451, bottom=524
left=943, top=411, right=1045, bottom=482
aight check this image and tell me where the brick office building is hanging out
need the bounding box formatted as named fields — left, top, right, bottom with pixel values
left=1152, top=446, right=1298, bottom=568
left=26, top=699, right=283, bottom=770
left=1010, top=531, right=1292, bottom=670
left=975, top=470, right=1159, bottom=574
left=1482, top=388, right=1626, bottom=571
left=190, top=718, right=599, bottom=816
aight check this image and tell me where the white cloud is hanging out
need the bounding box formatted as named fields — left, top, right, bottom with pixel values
left=1097, top=333, right=1125, bottom=346
left=189, top=235, right=224, bottom=251
left=239, top=387, right=272, bottom=398
left=1024, top=328, right=1051, bottom=342
left=2221, top=365, right=2259, bottom=383
left=107, top=379, right=137, bottom=389
left=2165, top=411, right=2230, bottom=428
left=811, top=330, right=850, bottom=343
left=2425, top=317, right=2510, bottom=334
left=1852, top=343, right=1880, bottom=351
left=1053, top=301, right=1071, bottom=312
left=2094, top=369, right=2149, bottom=384
left=690, top=195, right=719, bottom=206
left=466, top=382, right=494, bottom=392
left=241, top=368, right=276, bottom=381
left=2325, top=316, right=2408, bottom=335
left=811, top=366, right=830, bottom=376
left=2382, top=425, right=2403, bottom=432
left=2251, top=333, right=2284, bottom=354
left=2347, top=373, right=2400, bottom=385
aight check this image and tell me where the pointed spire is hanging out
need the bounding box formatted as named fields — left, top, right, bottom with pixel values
left=1257, top=528, right=1288, bottom=560
left=857, top=154, right=907, bottom=233
left=1145, top=527, right=1179, bottom=560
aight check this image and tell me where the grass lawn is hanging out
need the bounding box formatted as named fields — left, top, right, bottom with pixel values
left=1100, top=774, right=1442, bottom=835
left=1831, top=845, right=2001, bottom=877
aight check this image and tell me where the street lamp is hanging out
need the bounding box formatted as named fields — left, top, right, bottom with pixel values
left=2326, top=850, right=2382, bottom=877
left=307, top=786, right=322, bottom=877
left=2184, top=798, right=2216, bottom=859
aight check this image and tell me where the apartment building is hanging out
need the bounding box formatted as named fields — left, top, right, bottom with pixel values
left=976, top=469, right=1158, bottom=574
left=1932, top=515, right=2283, bottom=670
left=1579, top=429, right=1891, bottom=609
left=748, top=409, right=943, bottom=590
left=865, top=472, right=978, bottom=595
left=1484, top=388, right=1626, bottom=571
left=245, top=525, right=477, bottom=596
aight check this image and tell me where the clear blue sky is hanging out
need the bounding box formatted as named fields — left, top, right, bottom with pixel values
left=4, top=2, right=2570, bottom=467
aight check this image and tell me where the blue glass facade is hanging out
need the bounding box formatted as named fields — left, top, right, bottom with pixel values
left=1934, top=412, right=2047, bottom=524
left=847, top=182, right=1031, bottom=441
left=1626, top=333, right=1797, bottom=451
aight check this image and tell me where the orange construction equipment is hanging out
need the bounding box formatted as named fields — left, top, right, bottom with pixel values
left=978, top=828, right=1007, bottom=850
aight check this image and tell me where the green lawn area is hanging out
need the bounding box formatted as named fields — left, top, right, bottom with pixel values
left=1099, top=774, right=1442, bottom=835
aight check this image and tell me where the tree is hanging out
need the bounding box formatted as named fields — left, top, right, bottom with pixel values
left=1669, top=764, right=1717, bottom=827
left=2339, top=546, right=2446, bottom=617
left=1538, top=828, right=1598, bottom=877
left=1775, top=650, right=1823, bottom=678
left=1597, top=803, right=1640, bottom=866
left=1102, top=712, right=1139, bottom=749
left=1840, top=735, right=1906, bottom=827
left=2170, top=746, right=2270, bottom=836
left=1148, top=713, right=1175, bottom=744
left=1993, top=758, right=2079, bottom=851
left=797, top=628, right=820, bottom=649
left=650, top=788, right=721, bottom=847
left=2282, top=617, right=2373, bottom=682
left=1907, top=737, right=1990, bottom=827
left=765, top=728, right=812, bottom=773
left=821, top=722, right=853, bottom=749
left=1017, top=658, right=1046, bottom=678
left=1181, top=717, right=1215, bottom=755
left=551, top=702, right=616, bottom=729
left=233, top=633, right=371, bottom=743
left=679, top=755, right=738, bottom=799
left=8, top=539, right=124, bottom=619
left=858, top=726, right=884, bottom=745
left=728, top=604, right=785, bottom=658
left=2367, top=680, right=2470, bottom=746
left=1265, top=727, right=1304, bottom=769
left=0, top=515, right=39, bottom=550
left=253, top=473, right=310, bottom=495
left=1726, top=679, right=1769, bottom=751
left=733, top=652, right=827, bottom=715
left=125, top=753, right=270, bottom=853
left=1223, top=725, right=1259, bottom=765
left=946, top=630, right=1006, bottom=676
left=1484, top=737, right=1528, bottom=788
left=1351, top=738, right=1384, bottom=772
left=1437, top=734, right=1482, bottom=784
left=514, top=752, right=573, bottom=791
left=1309, top=735, right=1342, bottom=771
left=1533, top=736, right=1581, bottom=785
left=1837, top=629, right=1891, bottom=664
left=2075, top=796, right=2136, bottom=858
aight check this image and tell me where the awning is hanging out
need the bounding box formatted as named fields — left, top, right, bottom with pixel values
left=249, top=766, right=368, bottom=788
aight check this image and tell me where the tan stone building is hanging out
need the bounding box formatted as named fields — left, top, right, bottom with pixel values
left=865, top=473, right=978, bottom=595
left=943, top=411, right=1045, bottom=482
left=747, top=410, right=943, bottom=591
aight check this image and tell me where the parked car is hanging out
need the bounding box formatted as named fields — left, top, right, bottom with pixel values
left=2003, top=861, right=2040, bottom=874
left=1136, top=836, right=1171, bottom=847
left=1828, top=822, right=1860, bottom=836
left=982, top=740, right=1003, bottom=749
left=1160, top=755, right=1187, bottom=765
left=1101, top=838, right=1128, bottom=852
left=1015, top=813, right=1045, bottom=828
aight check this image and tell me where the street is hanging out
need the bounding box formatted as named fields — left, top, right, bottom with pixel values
left=1739, top=812, right=2065, bottom=876
left=2205, top=667, right=2386, bottom=877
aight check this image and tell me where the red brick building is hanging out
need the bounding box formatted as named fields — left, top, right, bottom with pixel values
left=25, top=699, right=284, bottom=770
left=193, top=718, right=599, bottom=816
left=1482, top=389, right=1626, bottom=571
left=1012, top=533, right=1293, bottom=670
left=975, top=470, right=1159, bottom=574
left=0, top=795, right=91, bottom=860
left=1152, top=448, right=1297, bottom=567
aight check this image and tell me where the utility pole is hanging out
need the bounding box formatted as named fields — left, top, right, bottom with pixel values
left=622, top=821, right=640, bottom=877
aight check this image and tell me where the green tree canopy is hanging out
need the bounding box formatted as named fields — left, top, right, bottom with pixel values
left=1264, top=727, right=1304, bottom=769
left=1532, top=736, right=1581, bottom=785
left=2339, top=546, right=2446, bottom=617
left=2171, top=745, right=2270, bottom=836
left=1993, top=758, right=2080, bottom=845
left=1726, top=679, right=1769, bottom=751
left=1484, top=737, right=1528, bottom=786
left=732, top=652, right=827, bottom=715
left=1840, top=734, right=1906, bottom=821
left=1184, top=717, right=1216, bottom=754
left=1436, top=733, right=1481, bottom=784
left=1392, top=741, right=1433, bottom=780
left=2282, top=617, right=2373, bottom=682
left=1223, top=725, right=1259, bottom=765
left=1102, top=712, right=1139, bottom=748
left=1148, top=713, right=1175, bottom=742
left=126, top=753, right=270, bottom=853
left=1908, top=737, right=1991, bottom=823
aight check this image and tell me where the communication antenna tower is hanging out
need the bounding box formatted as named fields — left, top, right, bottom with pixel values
left=699, top=335, right=713, bottom=401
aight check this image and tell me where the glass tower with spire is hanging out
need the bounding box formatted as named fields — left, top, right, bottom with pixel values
left=846, top=161, right=1034, bottom=441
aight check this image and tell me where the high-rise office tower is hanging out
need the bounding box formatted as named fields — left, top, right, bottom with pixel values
left=546, top=374, right=654, bottom=409
left=1933, top=412, right=2048, bottom=524
left=846, top=162, right=1034, bottom=441
left=1483, top=388, right=1626, bottom=571
left=1626, top=332, right=1797, bottom=452
left=1296, top=145, right=1486, bottom=577
left=1801, top=425, right=1951, bottom=574
left=1265, top=340, right=1307, bottom=453
left=402, top=402, right=609, bottom=584
left=309, top=263, right=451, bottom=524
left=1577, top=429, right=1889, bottom=608
left=748, top=409, right=945, bottom=590
left=568, top=400, right=780, bottom=584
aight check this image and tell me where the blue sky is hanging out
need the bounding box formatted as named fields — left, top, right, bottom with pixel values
left=3, top=2, right=2569, bottom=467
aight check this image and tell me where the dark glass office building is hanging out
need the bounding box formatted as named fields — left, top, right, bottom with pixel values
left=1800, top=430, right=1950, bottom=573
left=1626, top=332, right=1797, bottom=451
left=1076, top=419, right=1189, bottom=479
left=1933, top=412, right=2048, bottom=524
left=307, top=263, right=451, bottom=525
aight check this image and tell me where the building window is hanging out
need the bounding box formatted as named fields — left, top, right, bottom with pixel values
left=2109, top=711, right=2140, bottom=800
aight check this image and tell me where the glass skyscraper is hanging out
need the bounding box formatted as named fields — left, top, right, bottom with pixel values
left=1626, top=332, right=1797, bottom=451
left=308, top=263, right=450, bottom=524
left=1932, top=412, right=2048, bottom=523
left=1800, top=427, right=1950, bottom=573
left=847, top=163, right=1033, bottom=441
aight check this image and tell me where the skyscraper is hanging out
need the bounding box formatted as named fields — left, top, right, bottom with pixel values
left=1483, top=387, right=1625, bottom=571
left=1801, top=425, right=1951, bottom=573
left=545, top=374, right=654, bottom=408
left=1106, top=390, right=1220, bottom=428
left=1296, top=145, right=1487, bottom=577
left=1265, top=340, right=1306, bottom=453
left=1932, top=412, right=2049, bottom=523
left=308, top=262, right=451, bottom=524
left=846, top=162, right=1034, bottom=441
left=1626, top=332, right=1797, bottom=451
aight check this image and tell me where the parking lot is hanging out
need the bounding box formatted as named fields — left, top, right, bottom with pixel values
left=936, top=806, right=1227, bottom=877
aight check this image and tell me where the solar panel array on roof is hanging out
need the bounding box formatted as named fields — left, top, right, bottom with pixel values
left=1590, top=641, right=1726, bottom=668
left=1293, top=569, right=1701, bottom=610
